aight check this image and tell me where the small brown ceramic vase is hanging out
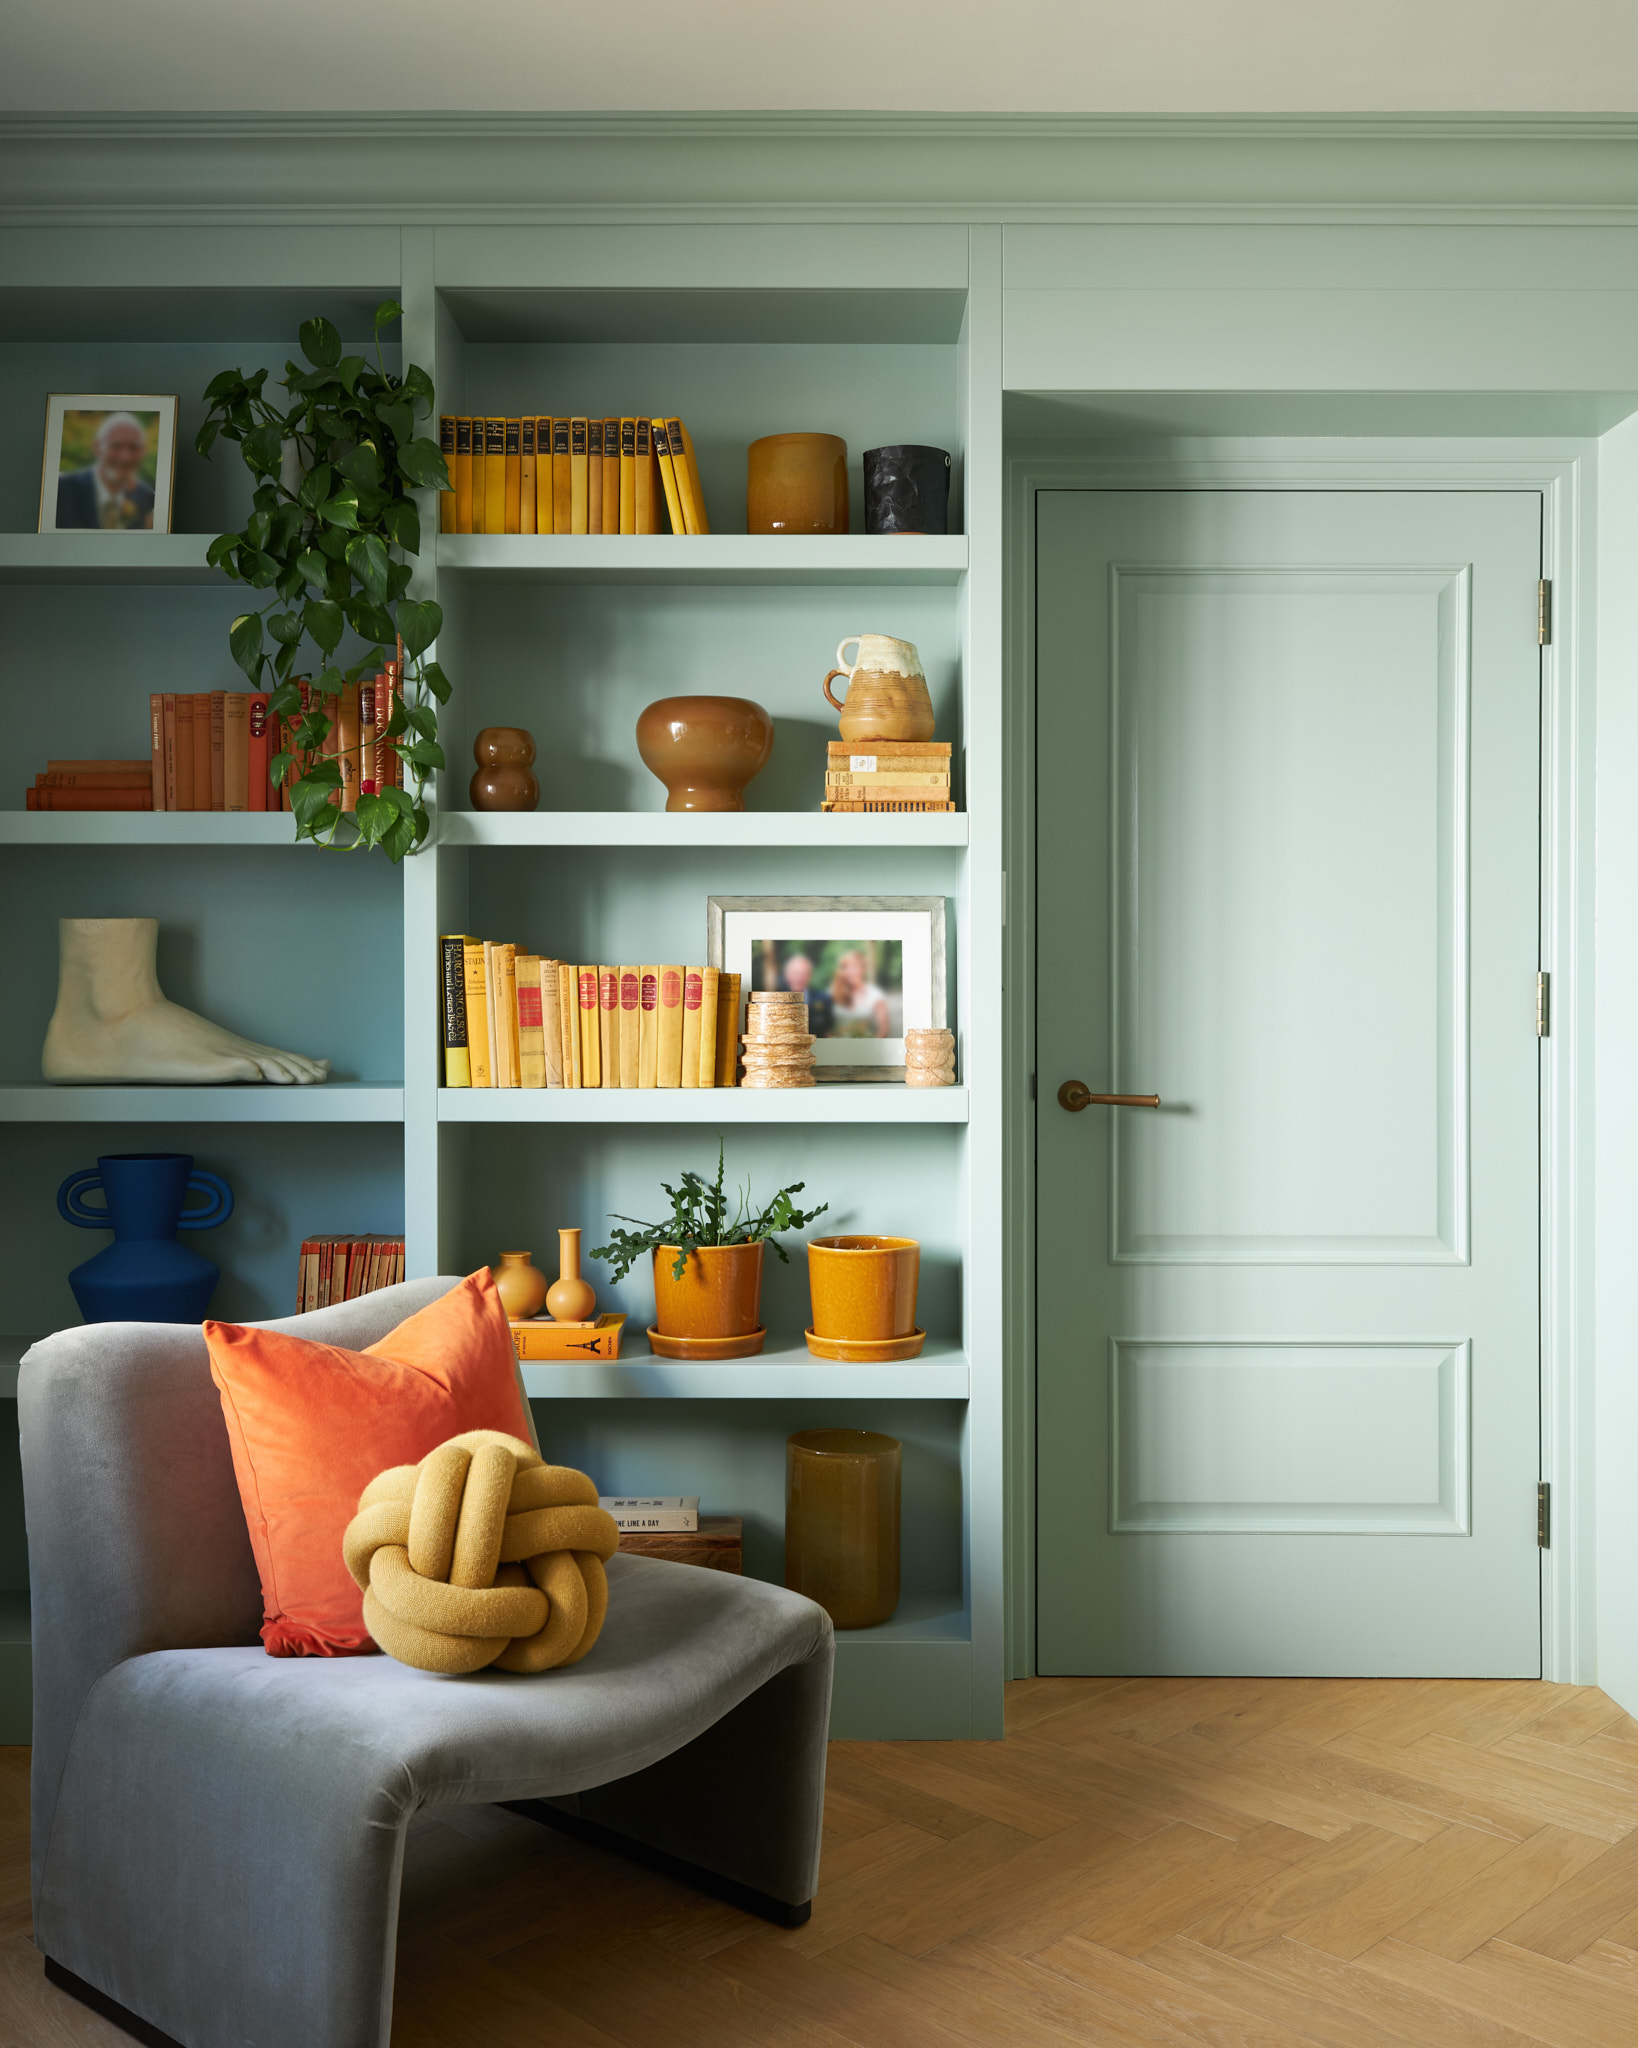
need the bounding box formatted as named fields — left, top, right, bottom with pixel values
left=785, top=1428, right=901, bottom=1630
left=747, top=433, right=849, bottom=535
left=492, top=1250, right=548, bottom=1322
left=822, top=635, right=935, bottom=743
left=807, top=1235, right=921, bottom=1343
left=545, top=1227, right=597, bottom=1324
left=470, top=727, right=540, bottom=812
left=635, top=695, right=774, bottom=812
left=651, top=1241, right=764, bottom=1350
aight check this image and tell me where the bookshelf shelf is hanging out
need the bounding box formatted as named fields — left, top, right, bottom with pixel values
left=0, top=814, right=306, bottom=847
left=438, top=1085, right=969, bottom=1124
left=438, top=810, right=968, bottom=849
left=0, top=533, right=216, bottom=584
left=519, top=1335, right=969, bottom=1400
left=436, top=533, right=969, bottom=586
left=0, top=1084, right=405, bottom=1124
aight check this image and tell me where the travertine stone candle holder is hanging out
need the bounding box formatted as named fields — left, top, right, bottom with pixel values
left=741, top=994, right=817, bottom=1087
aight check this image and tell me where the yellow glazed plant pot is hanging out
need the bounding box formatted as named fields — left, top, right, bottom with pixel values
left=785, top=1428, right=901, bottom=1630
left=807, top=1235, right=920, bottom=1341
left=651, top=1241, right=764, bottom=1341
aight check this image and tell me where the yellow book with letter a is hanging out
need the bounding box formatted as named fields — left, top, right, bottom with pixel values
left=483, top=418, right=507, bottom=536
left=619, top=966, right=641, bottom=1088
left=638, top=965, right=660, bottom=1086
left=570, top=418, right=589, bottom=534
left=553, top=419, right=573, bottom=535
left=462, top=940, right=493, bottom=1087
left=602, top=418, right=621, bottom=533
left=519, top=417, right=537, bottom=535
left=577, top=965, right=601, bottom=1087
left=598, top=963, right=619, bottom=1085
left=652, top=419, right=685, bottom=535
left=439, top=416, right=456, bottom=532
left=657, top=966, right=684, bottom=1085
left=680, top=968, right=703, bottom=1089
left=665, top=419, right=710, bottom=534
left=696, top=966, right=719, bottom=1087
left=503, top=418, right=521, bottom=533
left=515, top=953, right=546, bottom=1087
left=454, top=417, right=474, bottom=533
left=512, top=1312, right=627, bottom=1361
left=535, top=419, right=553, bottom=536
left=619, top=418, right=637, bottom=534
left=715, top=971, right=741, bottom=1086
left=587, top=419, right=603, bottom=536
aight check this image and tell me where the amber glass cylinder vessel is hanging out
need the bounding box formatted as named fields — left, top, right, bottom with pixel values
left=746, top=433, right=849, bottom=535
left=784, top=1428, right=901, bottom=1629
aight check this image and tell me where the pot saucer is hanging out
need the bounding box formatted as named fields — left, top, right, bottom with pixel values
left=647, top=1325, right=767, bottom=1360
left=804, top=1327, right=927, bottom=1362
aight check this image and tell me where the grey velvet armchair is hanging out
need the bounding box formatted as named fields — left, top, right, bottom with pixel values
left=20, top=1279, right=834, bottom=2048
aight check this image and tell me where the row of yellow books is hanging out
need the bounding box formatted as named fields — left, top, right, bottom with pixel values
left=440, top=938, right=742, bottom=1088
left=437, top=417, right=709, bottom=538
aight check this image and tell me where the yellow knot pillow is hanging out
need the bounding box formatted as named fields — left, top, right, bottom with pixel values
left=343, top=1430, right=620, bottom=1675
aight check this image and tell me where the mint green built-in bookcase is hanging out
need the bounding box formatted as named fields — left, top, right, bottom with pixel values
left=0, top=221, right=1004, bottom=1740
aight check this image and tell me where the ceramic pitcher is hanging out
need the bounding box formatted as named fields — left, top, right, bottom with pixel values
left=821, top=634, right=935, bottom=743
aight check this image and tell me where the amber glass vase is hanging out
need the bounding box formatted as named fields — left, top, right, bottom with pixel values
left=784, top=1428, right=901, bottom=1629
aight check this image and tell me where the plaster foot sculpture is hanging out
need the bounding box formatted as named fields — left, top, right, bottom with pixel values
left=42, top=918, right=329, bottom=1085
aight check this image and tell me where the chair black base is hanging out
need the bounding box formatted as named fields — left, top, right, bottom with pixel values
left=44, top=1957, right=184, bottom=2048
left=503, top=1796, right=814, bottom=1928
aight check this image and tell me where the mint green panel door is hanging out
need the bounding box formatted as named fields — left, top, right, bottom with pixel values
left=1035, top=490, right=1542, bottom=1677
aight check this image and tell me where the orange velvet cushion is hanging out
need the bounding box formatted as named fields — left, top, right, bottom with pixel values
left=205, top=1270, right=534, bottom=1657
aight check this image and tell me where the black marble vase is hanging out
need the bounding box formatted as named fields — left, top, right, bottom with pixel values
left=863, top=445, right=951, bottom=536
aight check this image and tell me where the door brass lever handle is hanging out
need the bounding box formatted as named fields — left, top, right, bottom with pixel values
left=1058, top=1081, right=1161, bottom=1112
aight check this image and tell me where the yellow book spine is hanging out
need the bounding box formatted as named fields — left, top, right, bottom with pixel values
left=519, top=417, right=537, bottom=536
left=503, top=418, right=521, bottom=533
left=516, top=953, right=546, bottom=1087
left=587, top=418, right=603, bottom=536
left=553, top=419, right=573, bottom=535
left=560, top=960, right=581, bottom=1088
left=482, top=418, right=507, bottom=536
left=462, top=941, right=492, bottom=1087
left=618, top=966, right=641, bottom=1089
left=652, top=419, right=685, bottom=535
left=487, top=943, right=513, bottom=1087
left=602, top=417, right=621, bottom=533
left=454, top=417, right=474, bottom=534
left=657, top=966, right=684, bottom=1086
left=715, top=972, right=741, bottom=1087
left=638, top=965, right=660, bottom=1086
left=634, top=417, right=658, bottom=534
left=535, top=419, right=553, bottom=537
left=439, top=415, right=456, bottom=533
left=442, top=933, right=471, bottom=1087
left=570, top=418, right=589, bottom=534
left=619, top=418, right=637, bottom=535
left=577, top=965, right=601, bottom=1088
left=540, top=959, right=563, bottom=1086
left=598, top=964, right=619, bottom=1086
left=666, top=418, right=710, bottom=535
left=680, top=967, right=703, bottom=1089
left=696, top=966, right=719, bottom=1087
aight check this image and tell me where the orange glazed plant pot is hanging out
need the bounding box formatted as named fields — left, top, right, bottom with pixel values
left=652, top=1241, right=765, bottom=1340
left=807, top=1235, right=920, bottom=1342
left=634, top=695, right=774, bottom=813
left=746, top=432, right=849, bottom=535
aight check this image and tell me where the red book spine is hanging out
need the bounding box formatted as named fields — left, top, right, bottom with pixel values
left=29, top=789, right=155, bottom=811
left=149, top=694, right=165, bottom=810
left=247, top=694, right=270, bottom=812
left=359, top=678, right=378, bottom=797
left=378, top=660, right=402, bottom=789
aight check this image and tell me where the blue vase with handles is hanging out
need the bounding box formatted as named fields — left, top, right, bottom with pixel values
left=57, top=1153, right=234, bottom=1324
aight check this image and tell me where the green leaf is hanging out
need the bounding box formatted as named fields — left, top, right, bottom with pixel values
left=336, top=354, right=368, bottom=396
left=403, top=701, right=437, bottom=740
left=395, top=598, right=443, bottom=659
left=295, top=547, right=330, bottom=593
left=379, top=401, right=414, bottom=449
left=319, top=485, right=360, bottom=530
left=395, top=437, right=449, bottom=491
left=267, top=501, right=304, bottom=552
left=292, top=775, right=340, bottom=830
left=337, top=441, right=381, bottom=490
left=382, top=496, right=420, bottom=556
left=402, top=363, right=434, bottom=406
left=195, top=420, right=221, bottom=458
left=268, top=682, right=303, bottom=716
left=242, top=423, right=285, bottom=474
left=345, top=533, right=391, bottom=604
left=275, top=565, right=306, bottom=603
left=229, top=612, right=263, bottom=683
left=349, top=598, right=397, bottom=647
left=303, top=599, right=344, bottom=657
left=267, top=610, right=304, bottom=647
left=297, top=463, right=332, bottom=511
left=245, top=509, right=271, bottom=551
left=299, top=315, right=342, bottom=369
left=420, top=659, right=452, bottom=704
left=206, top=532, right=242, bottom=571
left=245, top=550, right=281, bottom=589
left=374, top=298, right=403, bottom=331
left=203, top=368, right=245, bottom=402
left=396, top=738, right=446, bottom=772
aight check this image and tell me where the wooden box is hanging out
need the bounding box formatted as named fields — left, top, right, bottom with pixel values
left=616, top=1516, right=742, bottom=1574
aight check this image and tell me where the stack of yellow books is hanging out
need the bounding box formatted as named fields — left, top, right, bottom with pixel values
left=439, top=940, right=742, bottom=1089
left=438, top=417, right=708, bottom=536
left=822, top=741, right=954, bottom=813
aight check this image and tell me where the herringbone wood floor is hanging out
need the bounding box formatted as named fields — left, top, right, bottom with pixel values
left=7, top=1678, right=1638, bottom=2044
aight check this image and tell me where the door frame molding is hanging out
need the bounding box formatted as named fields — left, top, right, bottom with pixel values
left=1003, top=440, right=1596, bottom=1684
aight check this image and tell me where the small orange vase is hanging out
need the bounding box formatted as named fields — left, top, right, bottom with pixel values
left=807, top=1236, right=920, bottom=1341
left=652, top=1241, right=764, bottom=1344
left=491, top=1250, right=548, bottom=1322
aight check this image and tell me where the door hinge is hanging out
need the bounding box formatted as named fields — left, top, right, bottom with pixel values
left=1539, top=579, right=1552, bottom=646
left=1536, top=970, right=1550, bottom=1038
left=1538, top=1482, right=1551, bottom=1549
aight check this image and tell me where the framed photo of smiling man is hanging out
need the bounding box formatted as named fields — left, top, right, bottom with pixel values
left=38, top=394, right=177, bottom=533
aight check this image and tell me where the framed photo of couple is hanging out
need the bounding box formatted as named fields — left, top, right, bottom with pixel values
left=707, top=895, right=947, bottom=1082
left=37, top=394, right=178, bottom=534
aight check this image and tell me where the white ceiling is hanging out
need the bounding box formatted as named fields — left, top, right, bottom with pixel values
left=7, top=0, right=1638, bottom=113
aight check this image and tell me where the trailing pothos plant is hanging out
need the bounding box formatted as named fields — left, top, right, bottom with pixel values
left=592, top=1142, right=828, bottom=1282
left=197, top=300, right=450, bottom=859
